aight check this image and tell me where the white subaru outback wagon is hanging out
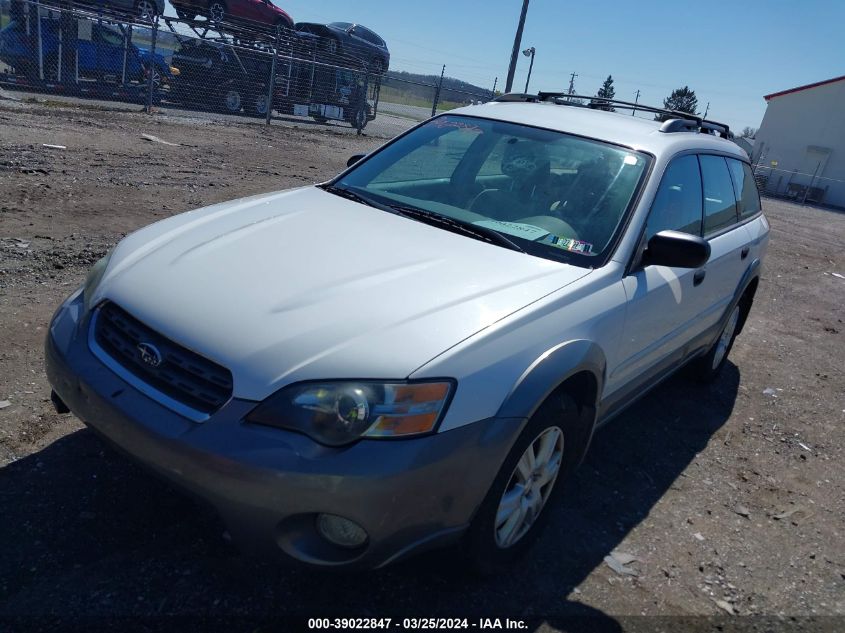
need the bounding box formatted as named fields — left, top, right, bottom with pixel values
left=46, top=93, right=768, bottom=571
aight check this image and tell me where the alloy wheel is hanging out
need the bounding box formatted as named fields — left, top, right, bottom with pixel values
left=209, top=2, right=226, bottom=22
left=494, top=426, right=564, bottom=548
left=136, top=0, right=156, bottom=20
left=255, top=95, right=269, bottom=116
left=224, top=90, right=241, bottom=112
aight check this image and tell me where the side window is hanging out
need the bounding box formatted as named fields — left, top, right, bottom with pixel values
left=645, top=155, right=702, bottom=240
left=699, top=155, right=739, bottom=233
left=358, top=27, right=382, bottom=45
left=727, top=158, right=762, bottom=220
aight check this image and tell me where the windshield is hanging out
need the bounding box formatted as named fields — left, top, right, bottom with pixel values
left=334, top=115, right=650, bottom=265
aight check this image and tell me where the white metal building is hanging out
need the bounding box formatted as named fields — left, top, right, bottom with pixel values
left=752, top=75, right=845, bottom=207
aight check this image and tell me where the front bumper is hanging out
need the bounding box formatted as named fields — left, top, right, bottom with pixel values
left=45, top=291, right=525, bottom=568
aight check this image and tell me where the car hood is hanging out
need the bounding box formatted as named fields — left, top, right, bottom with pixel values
left=95, top=187, right=591, bottom=401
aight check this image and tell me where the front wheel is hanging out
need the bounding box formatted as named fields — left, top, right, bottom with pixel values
left=135, top=0, right=158, bottom=21
left=220, top=86, right=243, bottom=114
left=465, top=392, right=585, bottom=574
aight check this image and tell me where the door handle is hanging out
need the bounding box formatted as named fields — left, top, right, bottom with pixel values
left=693, top=269, right=706, bottom=286
left=741, top=246, right=750, bottom=260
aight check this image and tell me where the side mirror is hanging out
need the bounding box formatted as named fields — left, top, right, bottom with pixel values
left=645, top=230, right=710, bottom=269
left=347, top=153, right=366, bottom=167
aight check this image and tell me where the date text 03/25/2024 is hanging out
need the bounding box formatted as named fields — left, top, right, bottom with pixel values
left=307, top=618, right=528, bottom=630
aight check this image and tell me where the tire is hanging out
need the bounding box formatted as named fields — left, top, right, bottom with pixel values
left=349, top=104, right=368, bottom=131
left=245, top=92, right=270, bottom=118
left=135, top=0, right=158, bottom=21
left=465, top=391, right=587, bottom=575
left=208, top=0, right=226, bottom=22
left=688, top=301, right=743, bottom=383
left=311, top=115, right=328, bottom=124
left=220, top=86, right=242, bottom=114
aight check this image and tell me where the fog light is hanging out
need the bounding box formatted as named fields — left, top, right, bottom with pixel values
left=316, top=513, right=368, bottom=549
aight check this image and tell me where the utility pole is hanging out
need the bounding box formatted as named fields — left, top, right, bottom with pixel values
left=504, top=0, right=530, bottom=93
left=567, top=72, right=578, bottom=95
left=703, top=101, right=710, bottom=119
left=490, top=76, right=498, bottom=100
left=632, top=89, right=640, bottom=116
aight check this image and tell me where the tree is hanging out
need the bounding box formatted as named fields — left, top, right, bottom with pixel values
left=656, top=86, right=698, bottom=121
left=740, top=126, right=757, bottom=138
left=591, top=75, right=616, bottom=111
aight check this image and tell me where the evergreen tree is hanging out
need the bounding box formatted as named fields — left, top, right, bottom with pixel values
left=656, top=86, right=698, bottom=120
left=591, top=75, right=616, bottom=111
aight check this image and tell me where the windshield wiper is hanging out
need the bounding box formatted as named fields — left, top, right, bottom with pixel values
left=388, top=205, right=526, bottom=253
left=320, top=185, right=525, bottom=253
left=319, top=184, right=392, bottom=211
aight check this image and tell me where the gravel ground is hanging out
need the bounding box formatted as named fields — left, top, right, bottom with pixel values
left=1, top=97, right=843, bottom=631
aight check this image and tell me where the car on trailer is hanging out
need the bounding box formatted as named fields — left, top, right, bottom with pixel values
left=295, top=21, right=389, bottom=74
left=170, top=0, right=294, bottom=32
left=0, top=16, right=171, bottom=86
left=168, top=38, right=275, bottom=116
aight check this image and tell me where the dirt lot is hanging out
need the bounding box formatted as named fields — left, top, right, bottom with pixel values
left=1, top=97, right=844, bottom=630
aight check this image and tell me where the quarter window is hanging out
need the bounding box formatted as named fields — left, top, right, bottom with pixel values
left=727, top=159, right=762, bottom=220
left=645, top=155, right=703, bottom=240
left=699, top=155, right=739, bottom=234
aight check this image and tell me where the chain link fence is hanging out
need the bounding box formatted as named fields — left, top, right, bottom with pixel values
left=0, top=0, right=494, bottom=137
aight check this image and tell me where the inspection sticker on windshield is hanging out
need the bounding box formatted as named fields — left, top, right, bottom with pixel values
left=473, top=221, right=549, bottom=241
left=546, top=235, right=594, bottom=254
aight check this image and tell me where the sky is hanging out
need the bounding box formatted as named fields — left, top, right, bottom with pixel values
left=263, top=0, right=845, bottom=133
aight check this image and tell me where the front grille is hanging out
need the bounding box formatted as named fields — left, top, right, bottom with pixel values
left=93, top=302, right=233, bottom=415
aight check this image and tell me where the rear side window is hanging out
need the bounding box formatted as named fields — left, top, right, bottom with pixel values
left=357, top=27, right=383, bottom=45
left=645, top=155, right=703, bottom=240
left=727, top=159, right=762, bottom=220
left=699, top=155, right=739, bottom=234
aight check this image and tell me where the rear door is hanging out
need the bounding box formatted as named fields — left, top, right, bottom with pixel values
left=727, top=158, right=768, bottom=261
left=696, top=154, right=751, bottom=334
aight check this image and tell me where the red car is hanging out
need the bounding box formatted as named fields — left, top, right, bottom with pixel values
left=171, top=0, right=294, bottom=30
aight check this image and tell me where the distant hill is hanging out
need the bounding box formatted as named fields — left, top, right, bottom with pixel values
left=386, top=70, right=493, bottom=102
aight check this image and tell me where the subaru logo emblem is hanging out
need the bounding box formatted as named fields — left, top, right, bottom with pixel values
left=136, top=342, right=162, bottom=368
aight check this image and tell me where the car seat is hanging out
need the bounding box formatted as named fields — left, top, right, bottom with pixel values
left=469, top=139, right=553, bottom=221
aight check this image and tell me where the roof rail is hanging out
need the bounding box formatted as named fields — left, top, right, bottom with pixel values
left=491, top=92, right=731, bottom=138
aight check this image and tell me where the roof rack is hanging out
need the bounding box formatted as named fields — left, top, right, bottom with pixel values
left=491, top=92, right=731, bottom=138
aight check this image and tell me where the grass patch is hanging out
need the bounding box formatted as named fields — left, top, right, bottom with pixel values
left=378, top=84, right=462, bottom=112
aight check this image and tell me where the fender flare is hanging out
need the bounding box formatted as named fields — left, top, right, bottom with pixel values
left=728, top=257, right=761, bottom=337
left=496, top=339, right=606, bottom=421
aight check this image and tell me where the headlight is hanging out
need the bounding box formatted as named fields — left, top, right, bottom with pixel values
left=83, top=251, right=113, bottom=313
left=245, top=380, right=454, bottom=446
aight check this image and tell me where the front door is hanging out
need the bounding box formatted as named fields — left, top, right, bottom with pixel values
left=607, top=154, right=710, bottom=397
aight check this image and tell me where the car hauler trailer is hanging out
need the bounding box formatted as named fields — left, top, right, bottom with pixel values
left=1, top=0, right=167, bottom=103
